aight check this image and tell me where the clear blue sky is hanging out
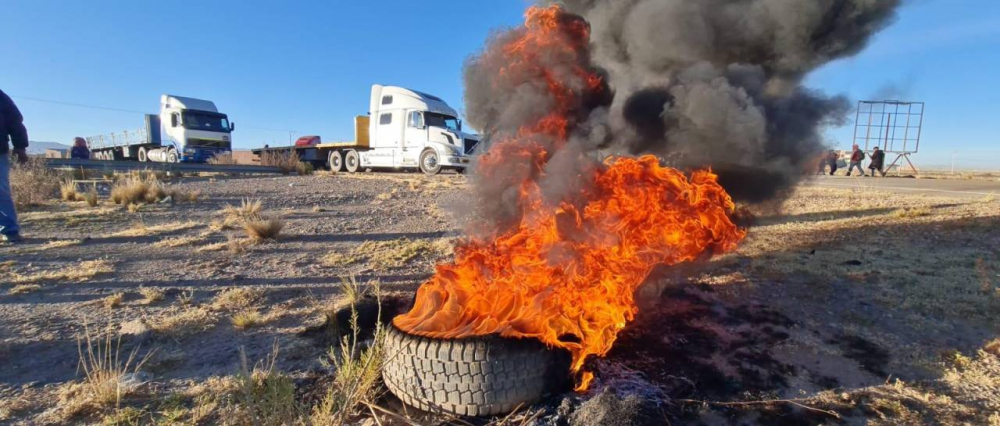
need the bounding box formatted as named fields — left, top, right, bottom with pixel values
left=2, top=0, right=997, bottom=170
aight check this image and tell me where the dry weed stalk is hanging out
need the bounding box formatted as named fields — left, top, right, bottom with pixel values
left=311, top=277, right=387, bottom=425
left=138, top=287, right=165, bottom=304
left=60, top=180, right=81, bottom=202
left=243, top=214, right=284, bottom=242
left=9, top=157, right=61, bottom=208
left=234, top=343, right=302, bottom=425
left=259, top=150, right=302, bottom=175
left=75, top=322, right=151, bottom=410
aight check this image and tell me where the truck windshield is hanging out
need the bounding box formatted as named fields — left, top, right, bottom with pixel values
left=425, top=112, right=460, bottom=132
left=182, top=112, right=231, bottom=133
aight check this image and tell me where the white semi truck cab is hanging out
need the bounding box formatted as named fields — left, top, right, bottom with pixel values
left=252, top=84, right=481, bottom=174
left=87, top=95, right=234, bottom=163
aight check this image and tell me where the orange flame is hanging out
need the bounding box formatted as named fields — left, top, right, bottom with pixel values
left=393, top=5, right=746, bottom=391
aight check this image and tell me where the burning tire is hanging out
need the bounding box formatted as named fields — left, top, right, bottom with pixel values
left=382, top=325, right=570, bottom=417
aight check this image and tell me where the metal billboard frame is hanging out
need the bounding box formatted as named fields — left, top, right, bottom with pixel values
left=853, top=100, right=925, bottom=175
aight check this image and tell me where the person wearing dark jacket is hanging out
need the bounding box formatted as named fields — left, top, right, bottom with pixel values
left=869, top=146, right=886, bottom=177
left=0, top=89, right=29, bottom=243
left=71, top=137, right=90, bottom=159
left=826, top=150, right=839, bottom=175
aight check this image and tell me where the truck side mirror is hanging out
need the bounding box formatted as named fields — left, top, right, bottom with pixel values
left=171, top=114, right=178, bottom=128
left=230, top=122, right=236, bottom=132
left=458, top=120, right=463, bottom=131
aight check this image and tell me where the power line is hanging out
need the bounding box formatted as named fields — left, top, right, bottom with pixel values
left=10, top=95, right=149, bottom=115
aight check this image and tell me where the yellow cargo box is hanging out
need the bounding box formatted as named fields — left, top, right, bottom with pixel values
left=317, top=116, right=370, bottom=149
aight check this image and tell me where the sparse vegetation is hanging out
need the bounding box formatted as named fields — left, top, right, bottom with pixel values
left=10, top=259, right=114, bottom=284
left=8, top=284, right=41, bottom=295
left=243, top=214, right=284, bottom=242
left=208, top=152, right=238, bottom=165
left=61, top=180, right=81, bottom=201
left=102, top=293, right=124, bottom=309
left=109, top=221, right=198, bottom=238
left=9, top=157, right=62, bottom=209
left=221, top=198, right=263, bottom=222
left=69, top=323, right=151, bottom=416
left=322, top=238, right=452, bottom=270
left=259, top=151, right=302, bottom=175
left=232, top=345, right=302, bottom=425
left=151, top=307, right=216, bottom=338
left=84, top=185, right=100, bottom=207
left=138, top=287, right=164, bottom=304
left=232, top=310, right=264, bottom=330
left=893, top=206, right=932, bottom=218
left=109, top=172, right=196, bottom=209
left=213, top=288, right=264, bottom=311
left=296, top=161, right=315, bottom=176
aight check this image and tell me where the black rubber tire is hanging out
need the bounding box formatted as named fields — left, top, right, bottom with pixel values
left=419, top=149, right=442, bottom=175
left=328, top=150, right=343, bottom=172
left=138, top=147, right=148, bottom=163
left=166, top=149, right=179, bottom=163
left=382, top=325, right=570, bottom=417
left=344, top=150, right=360, bottom=173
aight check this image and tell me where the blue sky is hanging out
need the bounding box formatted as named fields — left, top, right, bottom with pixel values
left=2, top=0, right=997, bottom=170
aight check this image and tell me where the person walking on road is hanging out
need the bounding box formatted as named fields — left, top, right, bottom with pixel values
left=869, top=146, right=886, bottom=177
left=0, top=89, right=30, bottom=243
left=826, top=150, right=839, bottom=176
left=70, top=137, right=90, bottom=159
left=847, top=144, right=866, bottom=176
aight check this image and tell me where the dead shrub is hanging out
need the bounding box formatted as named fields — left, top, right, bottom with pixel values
left=9, top=157, right=61, bottom=209
left=84, top=185, right=99, bottom=207
left=61, top=180, right=81, bottom=201
left=208, top=152, right=238, bottom=165
left=243, top=215, right=284, bottom=242
left=221, top=198, right=263, bottom=222
left=73, top=322, right=151, bottom=413
left=102, top=293, right=124, bottom=309
left=296, top=161, right=315, bottom=176
left=232, top=310, right=264, bottom=330
left=259, top=151, right=301, bottom=175
left=213, top=288, right=264, bottom=311
left=233, top=344, right=302, bottom=425
left=138, top=287, right=164, bottom=304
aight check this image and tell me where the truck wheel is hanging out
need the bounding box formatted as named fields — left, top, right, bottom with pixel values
left=344, top=150, right=360, bottom=173
left=138, top=147, right=148, bottom=162
left=382, top=325, right=571, bottom=417
left=420, top=150, right=442, bottom=175
left=166, top=149, right=178, bottom=163
left=328, top=151, right=343, bottom=172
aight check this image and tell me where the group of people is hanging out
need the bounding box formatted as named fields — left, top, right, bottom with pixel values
left=820, top=144, right=886, bottom=177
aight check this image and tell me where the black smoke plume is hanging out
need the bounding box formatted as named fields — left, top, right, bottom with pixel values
left=463, top=0, right=902, bottom=234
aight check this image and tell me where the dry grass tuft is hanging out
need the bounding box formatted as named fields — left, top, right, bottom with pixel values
left=8, top=284, right=41, bottom=295
left=9, top=157, right=62, bottom=209
left=221, top=198, right=263, bottom=222
left=213, top=288, right=264, bottom=311
left=312, top=278, right=386, bottom=425
left=243, top=215, right=284, bottom=242
left=84, top=185, right=99, bottom=207
left=232, top=310, right=264, bottom=330
left=259, top=151, right=302, bottom=175
left=296, top=161, right=315, bottom=176
left=152, top=307, right=217, bottom=338
left=102, top=293, right=125, bottom=309
left=31, top=239, right=84, bottom=251
left=10, top=259, right=114, bottom=284
left=228, top=237, right=250, bottom=254
left=176, top=290, right=195, bottom=307
left=61, top=180, right=82, bottom=202
left=232, top=344, right=302, bottom=425
left=893, top=206, right=932, bottom=219
left=71, top=323, right=151, bottom=414
left=138, top=287, right=164, bottom=304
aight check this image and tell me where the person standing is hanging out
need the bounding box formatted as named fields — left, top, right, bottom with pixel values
left=0, top=89, right=29, bottom=243
left=826, top=150, right=839, bottom=175
left=869, top=146, right=886, bottom=177
left=847, top=144, right=866, bottom=176
left=70, top=137, right=91, bottom=159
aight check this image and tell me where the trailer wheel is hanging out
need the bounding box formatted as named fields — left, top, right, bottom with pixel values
left=328, top=151, right=343, bottom=172
left=344, top=150, right=360, bottom=173
left=166, top=149, right=179, bottom=163
left=420, top=149, right=442, bottom=175
left=138, top=147, right=148, bottom=163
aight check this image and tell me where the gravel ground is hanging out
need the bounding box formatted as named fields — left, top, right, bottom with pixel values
left=0, top=172, right=997, bottom=425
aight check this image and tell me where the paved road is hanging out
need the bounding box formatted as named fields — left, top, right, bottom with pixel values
left=805, top=175, right=1000, bottom=199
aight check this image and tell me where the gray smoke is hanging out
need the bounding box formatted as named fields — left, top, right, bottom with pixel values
left=463, top=0, right=901, bottom=234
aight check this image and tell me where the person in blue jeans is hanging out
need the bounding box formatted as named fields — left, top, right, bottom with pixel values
left=0, top=89, right=30, bottom=243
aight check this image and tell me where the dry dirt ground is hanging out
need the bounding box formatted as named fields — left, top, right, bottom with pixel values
left=0, top=172, right=997, bottom=425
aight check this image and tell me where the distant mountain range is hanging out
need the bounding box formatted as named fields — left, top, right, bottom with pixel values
left=26, top=141, right=71, bottom=155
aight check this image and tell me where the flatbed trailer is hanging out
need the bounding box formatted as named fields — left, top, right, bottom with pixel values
left=251, top=85, right=480, bottom=175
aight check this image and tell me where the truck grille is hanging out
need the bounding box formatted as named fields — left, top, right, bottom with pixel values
left=463, top=139, right=480, bottom=155
left=188, top=138, right=231, bottom=149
